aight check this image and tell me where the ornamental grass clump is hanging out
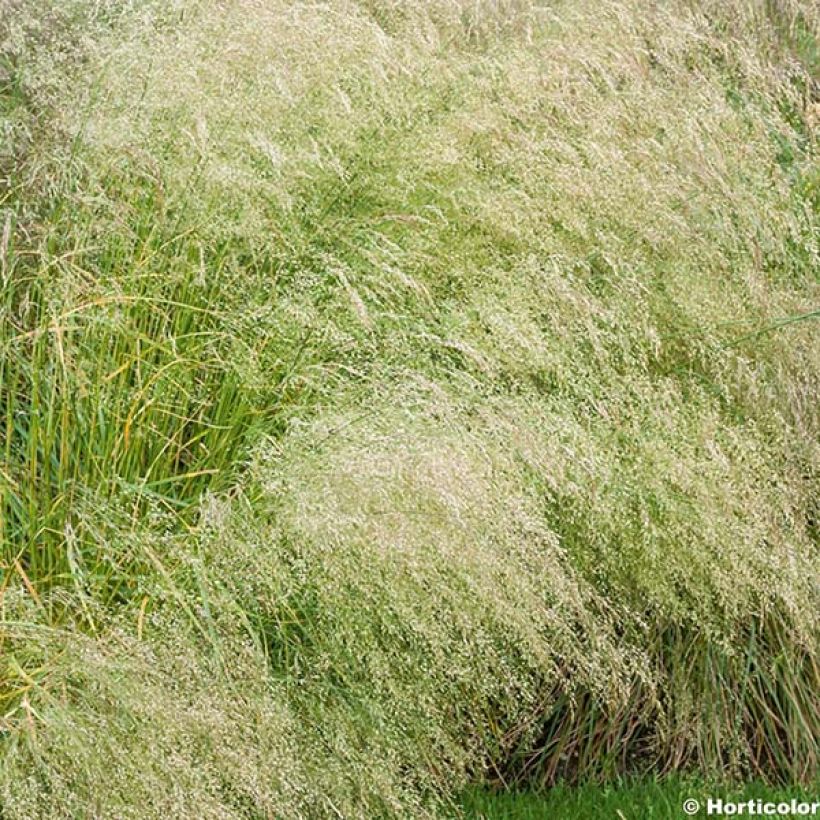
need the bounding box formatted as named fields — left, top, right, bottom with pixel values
left=0, top=0, right=818, bottom=816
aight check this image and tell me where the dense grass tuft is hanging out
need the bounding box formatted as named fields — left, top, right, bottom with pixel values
left=1, top=0, right=818, bottom=816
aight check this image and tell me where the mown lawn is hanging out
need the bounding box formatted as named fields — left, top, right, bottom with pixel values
left=462, top=779, right=820, bottom=819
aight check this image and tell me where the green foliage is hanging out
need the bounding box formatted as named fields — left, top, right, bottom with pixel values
left=462, top=778, right=820, bottom=819
left=0, top=0, right=818, bottom=816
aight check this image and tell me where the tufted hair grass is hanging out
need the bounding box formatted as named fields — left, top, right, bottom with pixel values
left=1, top=0, right=818, bottom=816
